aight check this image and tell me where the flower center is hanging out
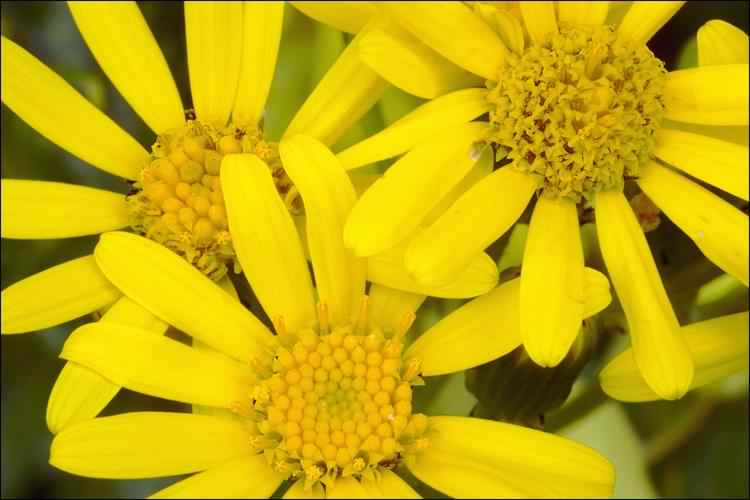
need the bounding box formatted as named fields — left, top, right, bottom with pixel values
left=245, top=307, right=429, bottom=490
left=126, top=115, right=299, bottom=280
left=486, top=24, right=666, bottom=201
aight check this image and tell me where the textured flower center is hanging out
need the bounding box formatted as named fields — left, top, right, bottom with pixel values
left=486, top=25, right=666, bottom=201
left=246, top=309, right=429, bottom=489
left=126, top=115, right=299, bottom=280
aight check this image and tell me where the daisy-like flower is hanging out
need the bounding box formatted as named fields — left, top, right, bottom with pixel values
left=333, top=1, right=749, bottom=400
left=48, top=134, right=615, bottom=498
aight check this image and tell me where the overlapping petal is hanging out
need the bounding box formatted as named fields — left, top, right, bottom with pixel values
left=617, top=1, right=685, bottom=44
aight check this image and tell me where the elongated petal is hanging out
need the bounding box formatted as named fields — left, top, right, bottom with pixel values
left=638, top=162, right=749, bottom=286
left=617, top=1, right=685, bottom=44
left=47, top=297, right=167, bottom=434
left=185, top=1, right=243, bottom=126
left=654, top=128, right=748, bottom=200
left=380, top=2, right=507, bottom=80
left=1, top=180, right=129, bottom=239
left=344, top=122, right=490, bottom=257
left=1, top=255, right=120, bottom=334
left=221, top=154, right=316, bottom=332
left=601, top=312, right=749, bottom=402
left=698, top=20, right=749, bottom=66
left=68, top=1, right=184, bottom=134
left=358, top=23, right=482, bottom=99
left=407, top=416, right=614, bottom=498
left=368, top=243, right=498, bottom=299
left=232, top=2, right=283, bottom=127
left=663, top=64, right=749, bottom=126
left=1, top=36, right=147, bottom=179
left=361, top=471, right=421, bottom=499
left=595, top=190, right=693, bottom=400
left=368, top=284, right=426, bottom=334
left=521, top=198, right=584, bottom=367
left=149, top=455, right=283, bottom=499
left=280, top=136, right=365, bottom=324
left=337, top=88, right=489, bottom=170
left=94, top=231, right=275, bottom=362
left=405, top=166, right=536, bottom=287
left=284, top=21, right=388, bottom=146
left=290, top=1, right=376, bottom=34
left=519, top=1, right=557, bottom=45
left=558, top=1, right=609, bottom=26
left=50, top=412, right=252, bottom=478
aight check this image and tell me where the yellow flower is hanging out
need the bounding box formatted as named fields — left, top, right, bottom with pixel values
left=335, top=2, right=749, bottom=400
left=49, top=135, right=614, bottom=497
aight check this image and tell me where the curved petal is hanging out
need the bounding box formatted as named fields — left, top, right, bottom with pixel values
left=558, top=1, right=610, bottom=27
left=407, top=416, right=614, bottom=498
left=1, top=255, right=120, bottom=335
left=94, top=231, right=275, bottom=362
left=697, top=19, right=749, bottom=66
left=232, top=1, right=284, bottom=127
left=344, top=122, right=490, bottom=257
left=521, top=197, right=584, bottom=368
left=663, top=64, right=749, bottom=126
left=617, top=1, right=685, bottom=44
left=289, top=1, right=376, bottom=34
left=1, top=36, right=147, bottom=179
left=50, top=412, right=253, bottom=479
left=595, top=190, right=693, bottom=400
left=368, top=284, right=426, bottom=334
left=280, top=135, right=365, bottom=325
left=221, top=154, right=316, bottom=333
left=519, top=1, right=558, bottom=45
left=600, top=312, right=749, bottom=402
left=404, top=166, right=536, bottom=287
left=583, top=268, right=612, bottom=318
left=379, top=2, right=507, bottom=81
left=68, top=1, right=184, bottom=134
left=654, top=128, right=748, bottom=200
left=185, top=1, right=243, bottom=126
left=47, top=297, right=167, bottom=434
left=1, top=180, right=129, bottom=239
left=361, top=471, right=421, bottom=498
left=327, top=477, right=369, bottom=499
left=337, top=88, right=490, bottom=170
left=282, top=480, right=325, bottom=499
left=637, top=162, right=749, bottom=286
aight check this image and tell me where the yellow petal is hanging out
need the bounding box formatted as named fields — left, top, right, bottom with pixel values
left=1, top=180, right=129, bottom=239
left=68, top=1, right=184, bottom=134
left=654, top=128, right=748, bottom=200
left=289, top=1, right=376, bottom=34
left=617, top=1, right=685, bottom=44
left=232, top=1, right=283, bottom=127
left=407, top=278, right=522, bottom=377
left=327, top=477, right=369, bottom=499
left=61, top=323, right=255, bottom=408
left=280, top=135, right=365, bottom=325
left=697, top=19, right=749, bottom=66
left=519, top=1, right=558, bottom=45
left=600, top=312, right=749, bottom=402
left=583, top=268, right=612, bottom=318
left=50, top=412, right=252, bottom=478
left=407, top=416, right=614, bottom=498
left=558, top=1, right=610, bottom=27
left=94, top=231, right=275, bottom=362
left=358, top=22, right=482, bottom=99
left=379, top=2, right=507, bottom=80
left=663, top=64, right=749, bottom=126
left=595, top=190, right=693, bottom=400
left=521, top=197, right=584, bottom=367
left=185, top=1, right=243, bottom=126
left=361, top=471, right=421, bottom=499
left=404, top=166, right=536, bottom=287
left=149, top=454, right=283, bottom=498
left=1, top=255, right=120, bottom=335
left=284, top=20, right=388, bottom=147
left=368, top=284, right=426, bottom=334
left=1, top=36, right=147, bottom=179
left=47, top=297, right=168, bottom=434
left=282, top=480, right=325, bottom=499
left=344, top=122, right=490, bottom=257
left=221, top=154, right=316, bottom=333
left=337, top=88, right=490, bottom=170
left=637, top=162, right=749, bottom=286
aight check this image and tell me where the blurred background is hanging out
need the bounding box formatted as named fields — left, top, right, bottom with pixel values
left=1, top=2, right=748, bottom=498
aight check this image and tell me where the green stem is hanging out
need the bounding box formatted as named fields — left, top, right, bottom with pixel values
left=545, top=383, right=608, bottom=432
